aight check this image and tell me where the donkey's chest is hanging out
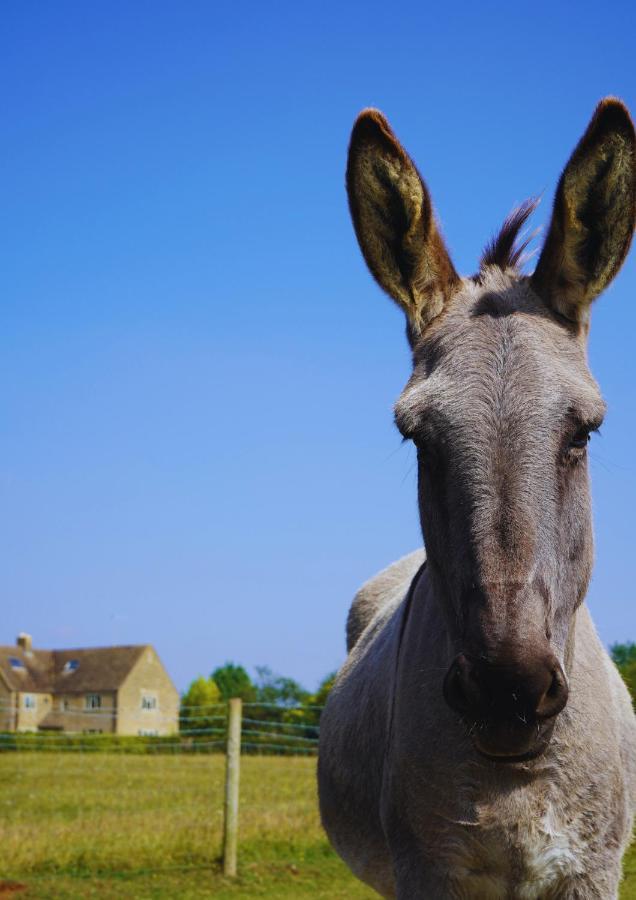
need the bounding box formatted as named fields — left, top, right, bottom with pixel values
left=439, top=801, right=583, bottom=899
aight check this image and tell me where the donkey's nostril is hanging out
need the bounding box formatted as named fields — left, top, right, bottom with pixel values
left=546, top=672, right=560, bottom=697
left=535, top=666, right=568, bottom=720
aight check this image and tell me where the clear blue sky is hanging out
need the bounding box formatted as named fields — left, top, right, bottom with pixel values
left=2, top=1, right=635, bottom=693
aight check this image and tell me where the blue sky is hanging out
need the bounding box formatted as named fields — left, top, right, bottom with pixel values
left=2, top=1, right=635, bottom=692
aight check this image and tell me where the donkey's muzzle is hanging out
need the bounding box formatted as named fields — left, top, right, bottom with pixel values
left=443, top=652, right=568, bottom=757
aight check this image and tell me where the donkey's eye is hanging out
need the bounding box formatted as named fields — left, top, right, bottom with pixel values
left=569, top=429, right=591, bottom=450
left=563, top=417, right=602, bottom=463
left=566, top=423, right=602, bottom=459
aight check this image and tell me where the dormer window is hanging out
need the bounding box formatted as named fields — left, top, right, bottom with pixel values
left=63, top=660, right=79, bottom=673
left=8, top=657, right=25, bottom=671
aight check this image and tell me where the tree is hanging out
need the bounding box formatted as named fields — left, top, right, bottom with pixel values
left=610, top=642, right=636, bottom=669
left=620, top=660, right=636, bottom=704
left=610, top=643, right=636, bottom=705
left=292, top=670, right=337, bottom=727
left=248, top=667, right=316, bottom=750
left=180, top=676, right=221, bottom=734
left=211, top=662, right=256, bottom=702
left=254, top=665, right=310, bottom=709
left=311, top=671, right=337, bottom=708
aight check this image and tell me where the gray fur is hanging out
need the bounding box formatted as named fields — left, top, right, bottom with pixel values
left=318, top=101, right=636, bottom=899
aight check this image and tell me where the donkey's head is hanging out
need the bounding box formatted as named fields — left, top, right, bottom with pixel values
left=347, top=99, right=635, bottom=761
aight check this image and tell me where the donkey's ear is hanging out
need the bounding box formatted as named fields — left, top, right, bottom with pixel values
left=532, top=98, right=636, bottom=326
left=346, top=109, right=459, bottom=336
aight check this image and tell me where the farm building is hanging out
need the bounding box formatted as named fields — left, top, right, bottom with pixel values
left=0, top=633, right=179, bottom=735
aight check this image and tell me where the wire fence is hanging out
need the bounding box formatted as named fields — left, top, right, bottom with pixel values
left=0, top=700, right=321, bottom=754
left=0, top=699, right=324, bottom=891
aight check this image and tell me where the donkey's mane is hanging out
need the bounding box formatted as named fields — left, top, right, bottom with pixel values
left=479, top=198, right=539, bottom=273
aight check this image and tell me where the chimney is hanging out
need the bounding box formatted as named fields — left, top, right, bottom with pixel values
left=16, top=633, right=32, bottom=652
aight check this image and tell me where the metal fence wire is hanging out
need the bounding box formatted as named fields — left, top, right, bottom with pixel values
left=0, top=700, right=321, bottom=753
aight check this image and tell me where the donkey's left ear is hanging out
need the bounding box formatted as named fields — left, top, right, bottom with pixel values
left=532, top=98, right=636, bottom=326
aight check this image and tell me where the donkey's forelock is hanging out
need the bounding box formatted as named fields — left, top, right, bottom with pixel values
left=479, top=198, right=540, bottom=274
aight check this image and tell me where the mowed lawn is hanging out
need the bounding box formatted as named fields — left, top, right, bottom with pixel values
left=0, top=752, right=633, bottom=899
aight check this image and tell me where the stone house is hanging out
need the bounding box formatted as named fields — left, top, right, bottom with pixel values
left=0, top=634, right=179, bottom=735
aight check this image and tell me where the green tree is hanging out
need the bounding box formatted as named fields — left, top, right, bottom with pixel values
left=611, top=643, right=636, bottom=705
left=620, top=660, right=636, bottom=704
left=211, top=662, right=256, bottom=702
left=254, top=665, right=310, bottom=709
left=275, top=670, right=338, bottom=731
left=311, top=671, right=337, bottom=708
left=292, top=670, right=337, bottom=727
left=247, top=667, right=317, bottom=751
left=180, top=676, right=222, bottom=734
left=610, top=642, right=636, bottom=669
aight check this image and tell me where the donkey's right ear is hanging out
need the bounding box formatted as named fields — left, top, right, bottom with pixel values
left=346, top=109, right=459, bottom=337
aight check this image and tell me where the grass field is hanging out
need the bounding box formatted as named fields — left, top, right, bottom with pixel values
left=0, top=752, right=633, bottom=898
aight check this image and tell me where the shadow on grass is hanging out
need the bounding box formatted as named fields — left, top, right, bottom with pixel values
left=9, top=839, right=636, bottom=898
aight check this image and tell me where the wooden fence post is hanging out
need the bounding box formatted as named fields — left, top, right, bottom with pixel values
left=222, top=697, right=242, bottom=876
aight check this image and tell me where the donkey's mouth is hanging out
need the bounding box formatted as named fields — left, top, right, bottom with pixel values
left=471, top=718, right=555, bottom=763
left=475, top=744, right=547, bottom=764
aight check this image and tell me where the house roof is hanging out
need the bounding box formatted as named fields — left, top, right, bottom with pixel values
left=0, top=644, right=148, bottom=694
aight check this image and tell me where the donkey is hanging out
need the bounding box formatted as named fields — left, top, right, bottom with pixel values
left=318, top=98, right=636, bottom=899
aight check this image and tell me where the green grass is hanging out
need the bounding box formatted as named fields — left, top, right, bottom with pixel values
left=0, top=752, right=633, bottom=898
left=0, top=752, right=373, bottom=898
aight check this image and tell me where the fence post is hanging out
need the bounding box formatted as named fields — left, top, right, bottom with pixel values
left=222, top=697, right=242, bottom=876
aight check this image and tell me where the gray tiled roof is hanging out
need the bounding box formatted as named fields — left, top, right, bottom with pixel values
left=0, top=645, right=147, bottom=694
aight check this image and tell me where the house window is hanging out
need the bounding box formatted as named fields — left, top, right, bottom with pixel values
left=23, top=694, right=36, bottom=709
left=63, top=660, right=79, bottom=673
left=138, top=729, right=159, bottom=736
left=9, top=657, right=25, bottom=671
left=85, top=694, right=101, bottom=709
left=141, top=693, right=157, bottom=711
left=59, top=699, right=70, bottom=711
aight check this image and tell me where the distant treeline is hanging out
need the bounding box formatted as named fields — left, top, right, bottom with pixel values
left=179, top=664, right=336, bottom=751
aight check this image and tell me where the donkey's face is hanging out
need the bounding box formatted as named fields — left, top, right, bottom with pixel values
left=347, top=100, right=635, bottom=761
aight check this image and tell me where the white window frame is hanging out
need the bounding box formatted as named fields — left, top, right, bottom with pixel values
left=141, top=691, right=158, bottom=712
left=85, top=693, right=102, bottom=710
left=23, top=694, right=36, bottom=710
